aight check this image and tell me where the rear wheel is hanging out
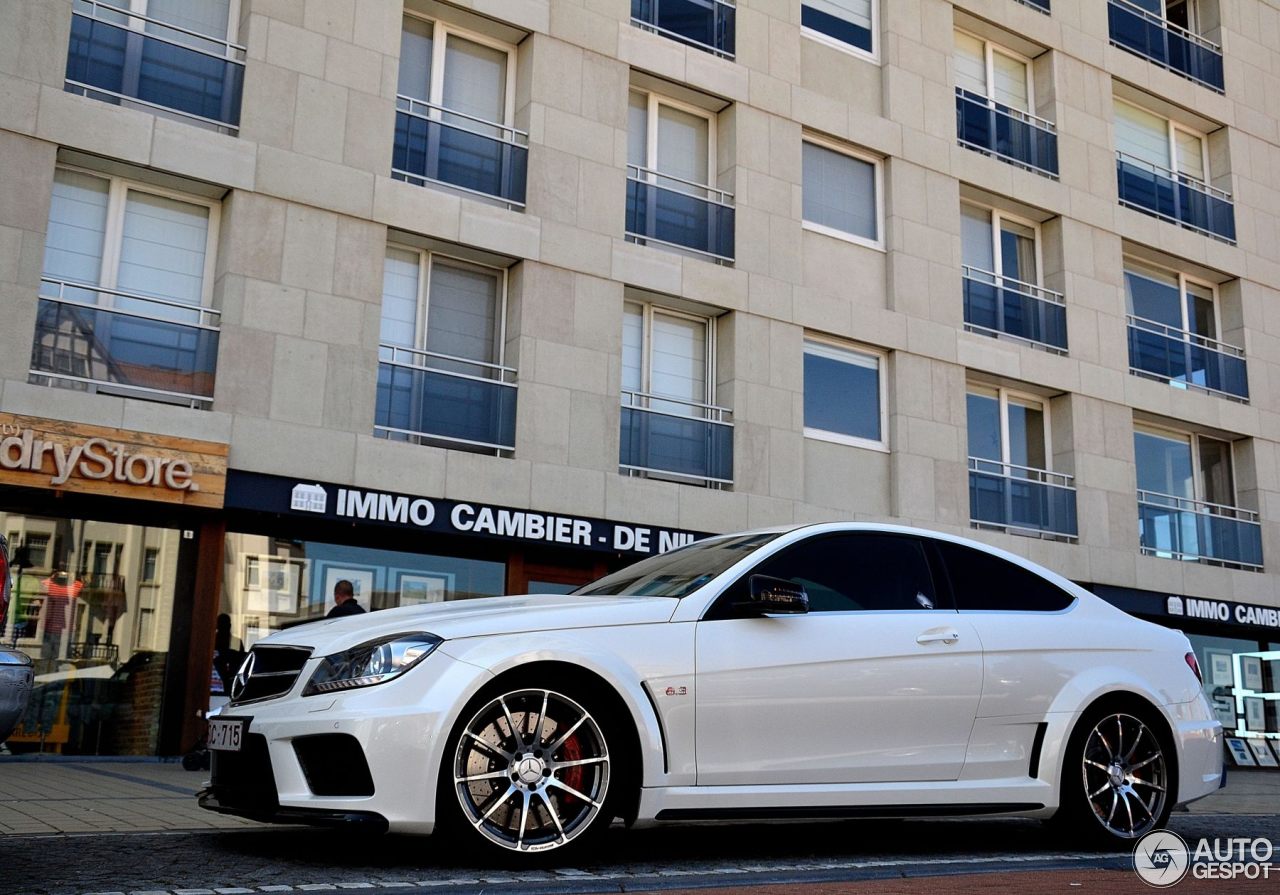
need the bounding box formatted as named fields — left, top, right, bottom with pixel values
left=445, top=686, right=613, bottom=855
left=1054, top=705, right=1174, bottom=846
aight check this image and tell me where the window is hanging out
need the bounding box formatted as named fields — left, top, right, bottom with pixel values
left=714, top=533, right=943, bottom=615
left=935, top=540, right=1075, bottom=612
left=955, top=30, right=1035, bottom=115
left=967, top=386, right=1049, bottom=474
left=142, top=548, right=159, bottom=583
left=1115, top=100, right=1209, bottom=185
left=802, top=138, right=882, bottom=247
left=23, top=534, right=51, bottom=571
left=803, top=338, right=886, bottom=450
left=1135, top=425, right=1234, bottom=507
left=1124, top=258, right=1218, bottom=341
left=802, top=0, right=875, bottom=58
left=397, top=15, right=515, bottom=139
left=35, top=167, right=221, bottom=407
left=623, top=302, right=714, bottom=416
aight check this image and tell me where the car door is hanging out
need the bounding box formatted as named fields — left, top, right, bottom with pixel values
left=693, top=532, right=984, bottom=786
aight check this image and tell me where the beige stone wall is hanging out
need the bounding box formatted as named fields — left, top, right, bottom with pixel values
left=0, top=0, right=1278, bottom=607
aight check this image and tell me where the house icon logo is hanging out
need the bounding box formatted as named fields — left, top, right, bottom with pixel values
left=291, top=483, right=328, bottom=514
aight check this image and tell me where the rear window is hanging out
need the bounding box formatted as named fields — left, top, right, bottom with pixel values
left=936, top=541, right=1075, bottom=612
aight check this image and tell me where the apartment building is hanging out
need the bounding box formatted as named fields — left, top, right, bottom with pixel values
left=0, top=0, right=1277, bottom=759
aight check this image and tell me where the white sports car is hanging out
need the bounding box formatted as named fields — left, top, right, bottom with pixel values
left=199, top=523, right=1224, bottom=856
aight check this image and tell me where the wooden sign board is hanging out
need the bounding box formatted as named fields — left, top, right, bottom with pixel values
left=0, top=414, right=227, bottom=509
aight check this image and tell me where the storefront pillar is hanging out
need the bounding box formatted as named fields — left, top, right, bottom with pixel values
left=178, top=518, right=225, bottom=754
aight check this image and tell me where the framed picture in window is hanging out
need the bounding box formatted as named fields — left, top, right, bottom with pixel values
left=397, top=572, right=451, bottom=606
left=1225, top=737, right=1255, bottom=766
left=1244, top=697, right=1267, bottom=733
left=1206, top=650, right=1234, bottom=687
left=1240, top=655, right=1265, bottom=692
left=1248, top=739, right=1278, bottom=767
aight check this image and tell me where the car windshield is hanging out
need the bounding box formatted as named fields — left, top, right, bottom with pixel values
left=574, top=532, right=781, bottom=598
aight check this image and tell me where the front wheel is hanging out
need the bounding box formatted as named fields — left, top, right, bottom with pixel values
left=444, top=686, right=614, bottom=855
left=1054, top=706, right=1175, bottom=846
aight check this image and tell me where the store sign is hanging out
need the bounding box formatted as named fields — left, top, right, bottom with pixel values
left=0, top=415, right=228, bottom=509
left=227, top=471, right=704, bottom=556
left=1167, top=595, right=1280, bottom=631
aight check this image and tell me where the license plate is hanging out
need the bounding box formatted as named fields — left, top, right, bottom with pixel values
left=207, top=717, right=246, bottom=752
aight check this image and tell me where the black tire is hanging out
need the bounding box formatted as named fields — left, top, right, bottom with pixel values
left=436, top=681, right=620, bottom=860
left=1050, top=702, right=1176, bottom=848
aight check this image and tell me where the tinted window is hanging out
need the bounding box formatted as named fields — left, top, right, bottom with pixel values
left=576, top=533, right=781, bottom=598
left=716, top=533, right=943, bottom=614
left=936, top=541, right=1075, bottom=612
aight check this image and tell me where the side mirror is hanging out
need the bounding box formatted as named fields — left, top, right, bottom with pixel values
left=734, top=575, right=809, bottom=616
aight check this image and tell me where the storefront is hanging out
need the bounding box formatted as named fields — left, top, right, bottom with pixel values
left=1091, top=584, right=1280, bottom=769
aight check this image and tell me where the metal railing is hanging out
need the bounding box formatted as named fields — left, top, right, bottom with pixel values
left=374, top=345, right=517, bottom=452
left=1127, top=315, right=1249, bottom=401
left=620, top=390, right=733, bottom=485
left=66, top=2, right=245, bottom=132
left=631, top=0, right=736, bottom=58
left=969, top=457, right=1078, bottom=539
left=955, top=88, right=1059, bottom=178
left=1116, top=152, right=1236, bottom=243
left=1137, top=489, right=1263, bottom=569
left=1108, top=0, right=1224, bottom=92
left=962, top=266, right=1068, bottom=352
left=31, top=277, right=221, bottom=408
left=393, top=96, right=529, bottom=208
left=626, top=164, right=735, bottom=262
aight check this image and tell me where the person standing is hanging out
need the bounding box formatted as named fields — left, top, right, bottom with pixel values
left=326, top=579, right=366, bottom=618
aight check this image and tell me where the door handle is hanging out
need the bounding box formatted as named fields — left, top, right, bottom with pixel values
left=917, top=630, right=960, bottom=645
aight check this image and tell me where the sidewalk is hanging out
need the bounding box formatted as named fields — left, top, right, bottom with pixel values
left=0, top=759, right=1275, bottom=836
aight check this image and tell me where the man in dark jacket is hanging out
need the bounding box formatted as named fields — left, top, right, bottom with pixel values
left=326, top=579, right=366, bottom=618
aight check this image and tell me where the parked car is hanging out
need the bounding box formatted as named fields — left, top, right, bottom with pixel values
left=199, top=523, right=1223, bottom=857
left=0, top=534, right=34, bottom=744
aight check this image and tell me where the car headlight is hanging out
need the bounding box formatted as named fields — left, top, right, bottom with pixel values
left=302, top=632, right=442, bottom=696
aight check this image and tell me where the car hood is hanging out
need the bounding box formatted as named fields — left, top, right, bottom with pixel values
left=257, top=594, right=679, bottom=653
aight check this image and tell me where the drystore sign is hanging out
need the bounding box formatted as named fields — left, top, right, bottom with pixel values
left=0, top=415, right=228, bottom=508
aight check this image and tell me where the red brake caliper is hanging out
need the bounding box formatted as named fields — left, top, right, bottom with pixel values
left=559, top=733, right=584, bottom=805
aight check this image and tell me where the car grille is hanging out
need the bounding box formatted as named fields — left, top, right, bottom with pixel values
left=230, top=645, right=312, bottom=705
left=209, top=732, right=278, bottom=812
left=293, top=734, right=376, bottom=796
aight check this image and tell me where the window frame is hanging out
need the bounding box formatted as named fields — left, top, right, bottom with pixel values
left=800, top=133, right=885, bottom=251
left=46, top=165, right=221, bottom=311
left=1114, top=98, right=1212, bottom=185
left=954, top=27, right=1037, bottom=114
left=381, top=243, right=510, bottom=372
left=960, top=201, right=1045, bottom=289
left=629, top=89, right=719, bottom=192
left=1134, top=422, right=1236, bottom=507
left=399, top=12, right=519, bottom=131
left=1123, top=255, right=1222, bottom=340
left=802, top=335, right=889, bottom=452
left=966, top=383, right=1054, bottom=474
left=800, top=0, right=879, bottom=65
left=89, top=0, right=242, bottom=56
left=622, top=300, right=717, bottom=408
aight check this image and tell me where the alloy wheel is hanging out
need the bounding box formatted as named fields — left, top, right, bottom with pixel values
left=452, top=688, right=610, bottom=852
left=1080, top=712, right=1168, bottom=839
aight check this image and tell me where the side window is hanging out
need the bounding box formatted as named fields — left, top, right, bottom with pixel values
left=715, top=534, right=943, bottom=614
left=936, top=541, right=1075, bottom=612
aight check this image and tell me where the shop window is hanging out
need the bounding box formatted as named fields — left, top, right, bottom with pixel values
left=802, top=137, right=882, bottom=248
left=802, top=0, right=876, bottom=59
left=802, top=337, right=886, bottom=451
left=374, top=245, right=515, bottom=454
left=34, top=167, right=222, bottom=409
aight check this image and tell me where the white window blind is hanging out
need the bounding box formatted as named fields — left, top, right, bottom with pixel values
left=1115, top=101, right=1169, bottom=170
left=397, top=17, right=434, bottom=101
left=116, top=191, right=209, bottom=307
left=380, top=248, right=421, bottom=349
left=954, top=31, right=986, bottom=95
left=43, top=169, right=109, bottom=287
left=425, top=261, right=499, bottom=366
left=802, top=142, right=877, bottom=241
left=442, top=35, right=506, bottom=130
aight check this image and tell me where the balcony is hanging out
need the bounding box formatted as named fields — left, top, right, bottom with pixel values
left=626, top=165, right=735, bottom=262
left=1138, top=490, right=1263, bottom=570
left=393, top=97, right=529, bottom=209
left=31, top=278, right=220, bottom=409
left=620, top=391, right=733, bottom=486
left=956, top=88, right=1058, bottom=178
left=65, top=2, right=245, bottom=134
left=969, top=458, right=1079, bottom=540
left=632, top=0, right=735, bottom=58
left=1116, top=152, right=1236, bottom=243
left=1108, top=0, right=1224, bottom=92
left=374, top=345, right=517, bottom=453
left=963, top=267, right=1068, bottom=353
left=1128, top=316, right=1249, bottom=402
left=1014, top=0, right=1051, bottom=12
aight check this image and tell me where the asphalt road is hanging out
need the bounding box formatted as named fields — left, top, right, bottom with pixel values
left=2, top=811, right=1277, bottom=895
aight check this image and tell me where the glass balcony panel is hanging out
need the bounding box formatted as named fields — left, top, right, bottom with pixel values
left=65, top=11, right=243, bottom=129
left=955, top=89, right=1058, bottom=177
left=1138, top=493, right=1263, bottom=568
left=1127, top=319, right=1249, bottom=400
left=393, top=105, right=529, bottom=206
left=1116, top=155, right=1236, bottom=242
left=1107, top=0, right=1224, bottom=91
left=962, top=270, right=1068, bottom=351
left=626, top=172, right=735, bottom=261
left=969, top=461, right=1078, bottom=538
left=620, top=402, right=733, bottom=484
left=631, top=0, right=735, bottom=57
left=375, top=357, right=516, bottom=452
left=31, top=285, right=219, bottom=407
